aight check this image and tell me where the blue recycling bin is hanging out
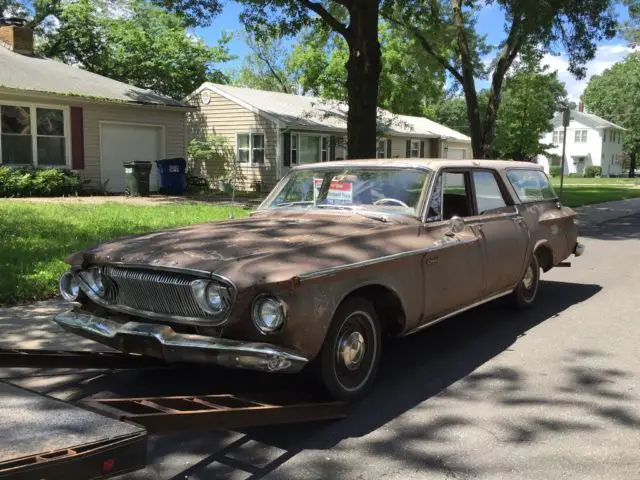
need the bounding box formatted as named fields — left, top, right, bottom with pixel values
left=155, top=158, right=187, bottom=195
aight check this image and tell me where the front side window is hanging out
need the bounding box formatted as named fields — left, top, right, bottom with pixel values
left=260, top=167, right=430, bottom=217
left=473, top=171, right=507, bottom=213
left=1, top=105, right=67, bottom=166
left=506, top=169, right=557, bottom=203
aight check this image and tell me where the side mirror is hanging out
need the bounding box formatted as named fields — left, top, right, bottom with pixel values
left=448, top=216, right=465, bottom=235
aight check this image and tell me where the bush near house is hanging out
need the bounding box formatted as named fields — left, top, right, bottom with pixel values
left=550, top=166, right=562, bottom=177
left=0, top=167, right=83, bottom=197
left=584, top=166, right=602, bottom=178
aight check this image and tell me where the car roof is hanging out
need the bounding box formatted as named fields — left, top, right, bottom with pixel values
left=291, top=158, right=544, bottom=172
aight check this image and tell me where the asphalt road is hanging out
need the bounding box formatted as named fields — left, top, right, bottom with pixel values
left=2, top=213, right=639, bottom=480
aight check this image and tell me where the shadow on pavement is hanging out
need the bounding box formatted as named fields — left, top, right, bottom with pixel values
left=93, top=279, right=604, bottom=479
left=579, top=212, right=640, bottom=241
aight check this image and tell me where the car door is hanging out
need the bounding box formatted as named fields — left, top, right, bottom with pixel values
left=419, top=169, right=485, bottom=322
left=466, top=169, right=530, bottom=295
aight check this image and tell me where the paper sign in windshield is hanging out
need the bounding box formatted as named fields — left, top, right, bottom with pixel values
left=314, top=178, right=353, bottom=204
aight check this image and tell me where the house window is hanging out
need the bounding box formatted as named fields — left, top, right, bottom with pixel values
left=0, top=104, right=67, bottom=166
left=574, top=130, right=587, bottom=143
left=553, top=130, right=564, bottom=145
left=236, top=133, right=265, bottom=165
left=552, top=131, right=558, bottom=144
left=321, top=136, right=328, bottom=162
left=299, top=134, right=321, bottom=164
left=410, top=139, right=420, bottom=158
left=291, top=134, right=298, bottom=164
left=376, top=138, right=387, bottom=158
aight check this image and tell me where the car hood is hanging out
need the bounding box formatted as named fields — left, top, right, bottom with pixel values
left=77, top=211, right=420, bottom=288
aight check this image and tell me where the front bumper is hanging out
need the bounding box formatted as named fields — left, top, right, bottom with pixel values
left=53, top=310, right=308, bottom=374
left=574, top=242, right=586, bottom=257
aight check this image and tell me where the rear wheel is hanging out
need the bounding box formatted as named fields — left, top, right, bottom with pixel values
left=315, top=297, right=381, bottom=402
left=512, top=254, right=540, bottom=308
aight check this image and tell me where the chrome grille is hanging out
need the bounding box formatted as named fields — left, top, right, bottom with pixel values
left=103, top=266, right=210, bottom=319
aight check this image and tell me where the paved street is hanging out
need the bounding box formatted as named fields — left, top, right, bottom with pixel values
left=1, top=211, right=639, bottom=480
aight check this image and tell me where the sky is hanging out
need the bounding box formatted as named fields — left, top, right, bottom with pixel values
left=196, top=2, right=635, bottom=103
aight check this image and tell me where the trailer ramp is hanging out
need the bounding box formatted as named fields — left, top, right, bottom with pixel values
left=0, top=381, right=147, bottom=480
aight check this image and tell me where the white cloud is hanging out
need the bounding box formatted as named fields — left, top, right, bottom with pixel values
left=542, top=43, right=639, bottom=102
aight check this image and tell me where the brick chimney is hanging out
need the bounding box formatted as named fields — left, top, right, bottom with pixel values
left=0, top=18, right=33, bottom=55
left=578, top=102, right=584, bottom=113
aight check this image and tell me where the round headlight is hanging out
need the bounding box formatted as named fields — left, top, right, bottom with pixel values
left=80, top=267, right=106, bottom=298
left=252, top=296, right=285, bottom=334
left=59, top=271, right=80, bottom=301
left=192, top=280, right=229, bottom=315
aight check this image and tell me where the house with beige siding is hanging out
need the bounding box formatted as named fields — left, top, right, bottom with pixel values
left=0, top=19, right=190, bottom=193
left=185, top=83, right=472, bottom=191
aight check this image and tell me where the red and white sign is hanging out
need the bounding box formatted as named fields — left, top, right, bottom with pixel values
left=314, top=178, right=353, bottom=204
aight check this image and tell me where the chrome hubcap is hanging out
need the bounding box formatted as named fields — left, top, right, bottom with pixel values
left=522, top=266, right=534, bottom=290
left=337, top=331, right=365, bottom=371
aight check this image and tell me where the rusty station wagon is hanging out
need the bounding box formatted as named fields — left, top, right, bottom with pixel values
left=54, top=159, right=585, bottom=400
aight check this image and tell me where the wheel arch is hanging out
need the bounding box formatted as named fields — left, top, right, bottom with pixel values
left=533, top=240, right=554, bottom=272
left=337, top=282, right=407, bottom=338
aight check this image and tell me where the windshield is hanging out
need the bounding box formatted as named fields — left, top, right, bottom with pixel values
left=259, top=167, right=430, bottom=217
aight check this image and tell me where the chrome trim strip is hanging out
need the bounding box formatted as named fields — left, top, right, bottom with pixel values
left=403, top=289, right=514, bottom=336
left=97, top=262, right=213, bottom=278
left=53, top=310, right=308, bottom=373
left=296, top=237, right=478, bottom=282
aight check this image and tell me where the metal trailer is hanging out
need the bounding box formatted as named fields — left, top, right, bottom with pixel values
left=0, top=348, right=348, bottom=479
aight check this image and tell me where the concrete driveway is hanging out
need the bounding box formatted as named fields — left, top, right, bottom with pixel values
left=0, top=211, right=638, bottom=480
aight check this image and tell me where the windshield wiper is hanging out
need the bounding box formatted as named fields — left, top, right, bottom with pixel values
left=274, top=201, right=315, bottom=208
left=316, top=204, right=389, bottom=222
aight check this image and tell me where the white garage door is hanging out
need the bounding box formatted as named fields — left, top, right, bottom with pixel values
left=100, top=123, right=163, bottom=193
left=447, top=148, right=466, bottom=160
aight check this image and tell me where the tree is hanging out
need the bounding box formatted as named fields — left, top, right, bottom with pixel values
left=238, top=0, right=382, bottom=159
left=286, top=21, right=446, bottom=117
left=230, top=31, right=295, bottom=93
left=492, top=51, right=568, bottom=161
left=621, top=0, right=639, bottom=46
left=383, top=0, right=617, bottom=159
left=582, top=53, right=640, bottom=177
left=39, top=0, right=233, bottom=99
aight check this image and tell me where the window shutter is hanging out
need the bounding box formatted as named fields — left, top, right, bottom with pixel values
left=70, top=107, right=84, bottom=169
left=386, top=139, right=392, bottom=158
left=406, top=140, right=411, bottom=157
left=283, top=132, right=291, bottom=167
left=420, top=140, right=425, bottom=158
left=330, top=136, right=336, bottom=161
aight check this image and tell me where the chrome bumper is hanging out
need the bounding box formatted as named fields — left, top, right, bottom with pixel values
left=574, top=242, right=585, bottom=257
left=53, top=310, right=308, bottom=373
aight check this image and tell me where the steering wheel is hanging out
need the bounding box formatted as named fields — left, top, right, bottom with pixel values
left=373, top=198, right=410, bottom=208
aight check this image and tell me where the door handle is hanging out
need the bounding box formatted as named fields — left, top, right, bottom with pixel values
left=514, top=216, right=525, bottom=224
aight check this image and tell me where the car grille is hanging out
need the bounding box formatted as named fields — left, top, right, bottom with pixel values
left=103, top=265, right=213, bottom=319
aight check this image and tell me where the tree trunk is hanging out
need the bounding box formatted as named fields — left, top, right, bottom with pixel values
left=630, top=151, right=637, bottom=178
left=344, top=0, right=381, bottom=159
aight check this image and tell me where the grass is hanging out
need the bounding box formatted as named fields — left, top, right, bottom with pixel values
left=0, top=201, right=251, bottom=306
left=549, top=177, right=640, bottom=207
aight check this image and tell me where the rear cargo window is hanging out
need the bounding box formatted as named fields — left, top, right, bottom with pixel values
left=506, top=169, right=557, bottom=203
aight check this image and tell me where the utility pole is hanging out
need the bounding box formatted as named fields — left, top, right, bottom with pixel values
left=559, top=107, right=570, bottom=203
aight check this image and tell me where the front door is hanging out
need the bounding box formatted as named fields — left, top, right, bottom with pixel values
left=467, top=170, right=529, bottom=294
left=420, top=170, right=485, bottom=322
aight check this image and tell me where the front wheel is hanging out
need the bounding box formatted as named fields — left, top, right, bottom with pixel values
left=511, top=254, right=541, bottom=308
left=314, top=297, right=381, bottom=402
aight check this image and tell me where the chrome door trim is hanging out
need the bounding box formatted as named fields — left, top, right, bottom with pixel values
left=295, top=237, right=478, bottom=283
left=403, top=289, right=514, bottom=336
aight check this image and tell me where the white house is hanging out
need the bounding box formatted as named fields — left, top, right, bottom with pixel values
left=537, top=105, right=627, bottom=177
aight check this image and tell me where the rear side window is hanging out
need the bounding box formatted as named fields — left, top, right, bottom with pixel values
left=506, top=169, right=557, bottom=202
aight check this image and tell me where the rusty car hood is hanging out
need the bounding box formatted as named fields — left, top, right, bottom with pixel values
left=77, top=211, right=422, bottom=287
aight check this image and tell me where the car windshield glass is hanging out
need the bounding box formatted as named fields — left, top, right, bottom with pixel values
left=259, top=167, right=430, bottom=217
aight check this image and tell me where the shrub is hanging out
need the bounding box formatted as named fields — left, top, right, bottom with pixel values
left=549, top=166, right=562, bottom=177
left=187, top=136, right=247, bottom=192
left=584, top=166, right=602, bottom=178
left=0, top=166, right=83, bottom=197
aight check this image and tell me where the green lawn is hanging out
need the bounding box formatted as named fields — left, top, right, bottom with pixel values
left=549, top=177, right=640, bottom=207
left=0, top=201, right=250, bottom=306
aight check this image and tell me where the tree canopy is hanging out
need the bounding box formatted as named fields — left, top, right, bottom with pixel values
left=582, top=53, right=640, bottom=176
left=383, top=0, right=618, bottom=159
left=35, top=0, right=232, bottom=99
